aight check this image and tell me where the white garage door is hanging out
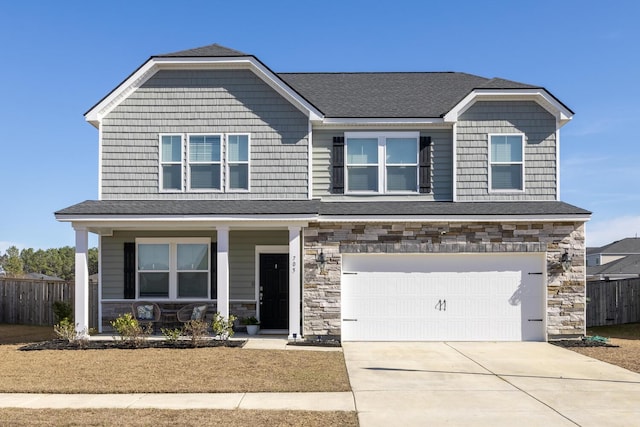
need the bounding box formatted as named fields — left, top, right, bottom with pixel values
left=341, top=253, right=546, bottom=341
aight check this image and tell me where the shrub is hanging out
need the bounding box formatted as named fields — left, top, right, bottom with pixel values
left=212, top=313, right=236, bottom=340
left=182, top=319, right=209, bottom=347
left=110, top=313, right=151, bottom=346
left=161, top=327, right=182, bottom=343
left=54, top=318, right=88, bottom=348
left=52, top=301, right=73, bottom=323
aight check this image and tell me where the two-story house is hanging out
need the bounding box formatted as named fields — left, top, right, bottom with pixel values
left=56, top=44, right=590, bottom=341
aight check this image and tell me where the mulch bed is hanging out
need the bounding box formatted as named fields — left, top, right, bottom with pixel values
left=19, top=339, right=246, bottom=351
left=287, top=337, right=341, bottom=347
left=551, top=338, right=619, bottom=348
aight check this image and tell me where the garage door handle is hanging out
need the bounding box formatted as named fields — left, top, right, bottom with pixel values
left=342, top=318, right=358, bottom=322
left=528, top=319, right=543, bottom=322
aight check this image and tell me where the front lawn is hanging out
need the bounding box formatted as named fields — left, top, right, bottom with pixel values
left=0, top=324, right=351, bottom=393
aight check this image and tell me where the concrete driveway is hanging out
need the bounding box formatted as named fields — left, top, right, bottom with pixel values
left=343, top=342, right=640, bottom=426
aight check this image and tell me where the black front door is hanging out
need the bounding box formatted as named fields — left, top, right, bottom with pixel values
left=259, top=253, right=289, bottom=329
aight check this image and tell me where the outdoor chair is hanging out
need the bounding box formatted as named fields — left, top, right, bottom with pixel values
left=176, top=303, right=209, bottom=324
left=131, top=301, right=162, bottom=332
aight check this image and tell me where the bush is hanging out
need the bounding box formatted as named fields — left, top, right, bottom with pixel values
left=110, top=313, right=151, bottom=346
left=241, top=316, right=260, bottom=325
left=182, top=319, right=209, bottom=347
left=212, top=313, right=236, bottom=340
left=161, top=327, right=182, bottom=343
left=54, top=318, right=88, bottom=347
left=53, top=301, right=73, bottom=323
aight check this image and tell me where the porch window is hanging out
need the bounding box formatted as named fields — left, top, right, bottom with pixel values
left=489, top=134, right=525, bottom=191
left=345, top=132, right=419, bottom=193
left=136, top=238, right=210, bottom=299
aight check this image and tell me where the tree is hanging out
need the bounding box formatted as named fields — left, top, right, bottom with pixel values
left=4, top=246, right=24, bottom=276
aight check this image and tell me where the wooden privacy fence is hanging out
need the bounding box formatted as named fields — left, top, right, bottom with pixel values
left=0, top=278, right=98, bottom=328
left=587, top=278, right=640, bottom=327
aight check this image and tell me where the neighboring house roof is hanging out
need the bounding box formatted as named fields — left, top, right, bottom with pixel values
left=587, top=254, right=640, bottom=278
left=55, top=200, right=590, bottom=218
left=589, top=237, right=640, bottom=255
left=24, top=272, right=66, bottom=282
left=85, top=43, right=573, bottom=124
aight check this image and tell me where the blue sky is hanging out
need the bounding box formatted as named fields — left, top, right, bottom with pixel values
left=0, top=0, right=638, bottom=252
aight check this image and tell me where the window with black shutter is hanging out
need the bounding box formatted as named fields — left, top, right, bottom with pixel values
left=419, top=136, right=432, bottom=193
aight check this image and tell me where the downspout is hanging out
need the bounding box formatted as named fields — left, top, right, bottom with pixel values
left=556, top=119, right=561, bottom=201
left=452, top=122, right=458, bottom=202
left=307, top=121, right=313, bottom=200
left=98, top=123, right=103, bottom=200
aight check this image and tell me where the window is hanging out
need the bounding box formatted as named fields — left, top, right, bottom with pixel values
left=345, top=132, right=419, bottom=193
left=489, top=134, right=524, bottom=191
left=227, top=134, right=250, bottom=191
left=160, top=135, right=182, bottom=191
left=159, top=133, right=250, bottom=192
left=189, top=135, right=221, bottom=190
left=137, top=238, right=210, bottom=299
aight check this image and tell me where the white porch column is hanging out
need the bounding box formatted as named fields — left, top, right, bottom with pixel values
left=288, top=226, right=301, bottom=339
left=74, top=226, right=89, bottom=338
left=216, top=226, right=230, bottom=320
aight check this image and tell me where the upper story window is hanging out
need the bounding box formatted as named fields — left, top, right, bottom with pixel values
left=161, top=135, right=183, bottom=191
left=227, top=134, right=250, bottom=191
left=137, top=238, right=210, bottom=299
left=189, top=135, right=221, bottom=191
left=345, top=132, right=419, bottom=194
left=160, top=133, right=250, bottom=193
left=489, top=134, right=524, bottom=191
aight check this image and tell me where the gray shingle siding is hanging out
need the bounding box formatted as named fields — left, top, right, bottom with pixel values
left=101, top=69, right=309, bottom=200
left=456, top=101, right=557, bottom=201
left=311, top=128, right=453, bottom=200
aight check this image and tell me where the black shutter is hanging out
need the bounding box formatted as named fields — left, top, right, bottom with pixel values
left=210, top=242, right=217, bottom=299
left=123, top=242, right=135, bottom=299
left=332, top=136, right=345, bottom=194
left=419, top=136, right=432, bottom=194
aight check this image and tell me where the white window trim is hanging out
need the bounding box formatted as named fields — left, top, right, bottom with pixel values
left=136, top=237, right=211, bottom=300
left=226, top=133, right=251, bottom=193
left=186, top=133, right=223, bottom=192
left=345, top=131, right=419, bottom=194
left=159, top=134, right=184, bottom=193
left=488, top=133, right=526, bottom=193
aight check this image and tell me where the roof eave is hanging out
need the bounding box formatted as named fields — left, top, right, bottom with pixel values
left=443, top=88, right=574, bottom=127
left=84, top=56, right=324, bottom=126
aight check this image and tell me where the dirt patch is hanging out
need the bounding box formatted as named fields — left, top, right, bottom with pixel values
left=567, top=338, right=640, bottom=374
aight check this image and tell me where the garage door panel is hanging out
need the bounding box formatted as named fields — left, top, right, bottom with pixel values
left=341, top=254, right=545, bottom=342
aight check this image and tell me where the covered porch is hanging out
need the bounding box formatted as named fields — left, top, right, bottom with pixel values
left=55, top=201, right=318, bottom=340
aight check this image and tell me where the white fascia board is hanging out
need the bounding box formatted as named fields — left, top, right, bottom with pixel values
left=84, top=56, right=323, bottom=125
left=318, top=214, right=591, bottom=223
left=56, top=214, right=317, bottom=225
left=316, top=117, right=446, bottom=128
left=443, top=89, right=573, bottom=127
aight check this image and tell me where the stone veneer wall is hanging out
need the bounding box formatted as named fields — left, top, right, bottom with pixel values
left=303, top=221, right=586, bottom=340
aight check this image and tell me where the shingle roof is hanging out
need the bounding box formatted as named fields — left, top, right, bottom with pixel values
left=147, top=43, right=557, bottom=119
left=55, top=200, right=319, bottom=216
left=278, top=72, right=526, bottom=118
left=587, top=254, right=640, bottom=276
left=55, top=200, right=590, bottom=217
left=155, top=44, right=248, bottom=57
left=591, top=238, right=640, bottom=254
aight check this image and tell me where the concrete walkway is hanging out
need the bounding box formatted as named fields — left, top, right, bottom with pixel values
left=0, top=392, right=354, bottom=411
left=343, top=342, right=640, bottom=427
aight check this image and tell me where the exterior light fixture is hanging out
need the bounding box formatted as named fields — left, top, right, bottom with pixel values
left=316, top=249, right=327, bottom=273
left=561, top=251, right=572, bottom=272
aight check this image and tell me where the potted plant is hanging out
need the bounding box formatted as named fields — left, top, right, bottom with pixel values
left=242, top=316, right=260, bottom=335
